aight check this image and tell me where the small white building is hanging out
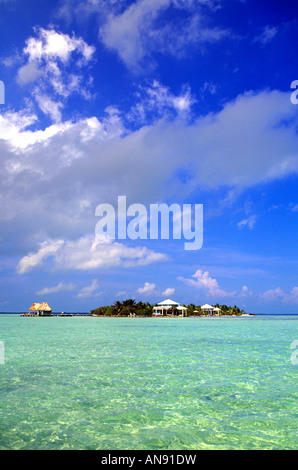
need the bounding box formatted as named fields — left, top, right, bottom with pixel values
left=201, top=304, right=215, bottom=315
left=153, top=299, right=188, bottom=317
left=200, top=304, right=221, bottom=315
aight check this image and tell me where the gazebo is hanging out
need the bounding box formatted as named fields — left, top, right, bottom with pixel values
left=213, top=307, right=221, bottom=316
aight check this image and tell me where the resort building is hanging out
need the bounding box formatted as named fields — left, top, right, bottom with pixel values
left=153, top=299, right=188, bottom=317
left=201, top=304, right=214, bottom=315
left=201, top=304, right=221, bottom=315
left=213, top=307, right=221, bottom=316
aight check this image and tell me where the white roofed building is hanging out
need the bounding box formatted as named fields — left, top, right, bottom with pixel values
left=153, top=299, right=188, bottom=317
left=201, top=304, right=215, bottom=315
left=213, top=307, right=221, bottom=316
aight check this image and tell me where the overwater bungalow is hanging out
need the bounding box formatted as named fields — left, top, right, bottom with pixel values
left=28, top=302, right=53, bottom=316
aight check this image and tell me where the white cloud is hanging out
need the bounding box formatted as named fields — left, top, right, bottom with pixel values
left=99, top=0, right=229, bottom=70
left=17, top=27, right=95, bottom=121
left=162, top=287, right=175, bottom=297
left=77, top=279, right=101, bottom=298
left=36, top=281, right=76, bottom=295
left=99, top=0, right=170, bottom=69
left=137, top=282, right=156, bottom=295
left=254, top=25, right=278, bottom=45
left=17, top=236, right=168, bottom=274
left=1, top=88, right=298, bottom=269
left=239, top=285, right=252, bottom=297
left=290, top=287, right=298, bottom=299
left=34, top=93, right=64, bottom=123
left=237, top=214, right=257, bottom=230
left=17, top=240, right=64, bottom=275
left=129, top=80, right=196, bottom=123
left=261, top=287, right=286, bottom=302
left=200, top=81, right=218, bottom=97
left=17, top=62, right=42, bottom=84
left=261, top=286, right=298, bottom=304
left=116, top=290, right=127, bottom=297
left=178, top=269, right=235, bottom=298
left=22, top=27, right=94, bottom=65
left=0, top=110, right=38, bottom=141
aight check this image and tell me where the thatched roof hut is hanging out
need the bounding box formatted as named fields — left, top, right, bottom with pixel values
left=29, top=303, right=40, bottom=312
left=29, top=302, right=52, bottom=315
left=38, top=302, right=52, bottom=312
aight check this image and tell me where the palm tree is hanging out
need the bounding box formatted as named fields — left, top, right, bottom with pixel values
left=113, top=300, right=122, bottom=313
left=123, top=299, right=136, bottom=308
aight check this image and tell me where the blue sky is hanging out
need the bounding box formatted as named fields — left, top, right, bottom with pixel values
left=0, top=0, right=298, bottom=313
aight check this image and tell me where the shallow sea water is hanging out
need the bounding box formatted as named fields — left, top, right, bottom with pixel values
left=0, top=315, right=297, bottom=450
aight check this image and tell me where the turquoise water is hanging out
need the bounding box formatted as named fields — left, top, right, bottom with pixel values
left=0, top=315, right=297, bottom=450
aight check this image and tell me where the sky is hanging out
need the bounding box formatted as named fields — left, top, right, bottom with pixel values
left=0, top=0, right=298, bottom=313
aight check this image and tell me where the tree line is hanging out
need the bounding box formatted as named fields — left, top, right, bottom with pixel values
left=90, top=299, right=246, bottom=316
left=91, top=299, right=153, bottom=317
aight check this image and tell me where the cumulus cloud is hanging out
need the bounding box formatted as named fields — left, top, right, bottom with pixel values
left=137, top=282, right=156, bottom=295
left=22, top=27, right=94, bottom=63
left=17, top=240, right=64, bottom=275
left=178, top=269, right=235, bottom=298
left=129, top=80, right=196, bottom=123
left=0, top=110, right=38, bottom=141
left=162, top=287, right=175, bottom=297
left=1, top=88, right=298, bottom=274
left=239, top=285, right=252, bottom=297
left=17, top=27, right=95, bottom=121
left=261, top=286, right=298, bottom=304
left=34, top=93, right=64, bottom=123
left=261, top=287, right=285, bottom=302
left=17, top=236, right=168, bottom=274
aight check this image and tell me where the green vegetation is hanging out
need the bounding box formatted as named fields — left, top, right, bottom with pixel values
left=91, top=300, right=246, bottom=316
left=91, top=299, right=153, bottom=317
left=186, top=303, right=244, bottom=316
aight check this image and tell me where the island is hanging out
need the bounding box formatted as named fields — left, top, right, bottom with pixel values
left=91, top=298, right=252, bottom=317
